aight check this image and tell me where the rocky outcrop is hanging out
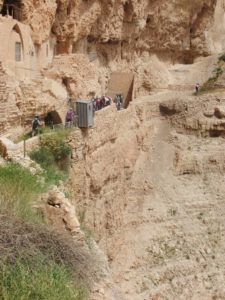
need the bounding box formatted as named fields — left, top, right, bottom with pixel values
left=14, top=0, right=225, bottom=99
left=20, top=0, right=222, bottom=59
left=39, top=186, right=82, bottom=237
left=21, top=0, right=57, bottom=44
left=0, top=69, right=68, bottom=136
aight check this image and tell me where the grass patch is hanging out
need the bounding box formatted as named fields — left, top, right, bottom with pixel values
left=0, top=215, right=104, bottom=296
left=199, top=56, right=224, bottom=94
left=219, top=52, right=225, bottom=62
left=30, top=147, right=67, bottom=185
left=30, top=129, right=72, bottom=185
left=0, top=254, right=87, bottom=300
left=0, top=163, right=44, bottom=222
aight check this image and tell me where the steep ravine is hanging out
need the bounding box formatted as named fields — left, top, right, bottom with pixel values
left=70, top=91, right=225, bottom=299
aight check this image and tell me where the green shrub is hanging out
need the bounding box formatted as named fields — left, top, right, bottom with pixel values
left=30, top=147, right=67, bottom=186
left=39, top=130, right=71, bottom=162
left=30, top=129, right=72, bottom=185
left=42, top=164, right=67, bottom=185
left=0, top=255, right=87, bottom=300
left=30, top=147, right=55, bottom=167
left=0, top=163, right=43, bottom=222
left=219, top=53, right=225, bottom=62
left=213, top=66, right=223, bottom=77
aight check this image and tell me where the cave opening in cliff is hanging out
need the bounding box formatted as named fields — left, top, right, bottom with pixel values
left=1, top=0, right=22, bottom=21
left=44, top=111, right=62, bottom=128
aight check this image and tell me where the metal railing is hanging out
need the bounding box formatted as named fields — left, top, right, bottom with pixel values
left=52, top=116, right=78, bottom=130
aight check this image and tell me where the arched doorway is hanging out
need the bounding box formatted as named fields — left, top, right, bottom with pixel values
left=44, top=111, right=62, bottom=128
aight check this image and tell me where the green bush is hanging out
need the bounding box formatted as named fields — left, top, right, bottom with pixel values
left=39, top=130, right=71, bottom=162
left=0, top=255, right=87, bottom=300
left=0, top=163, right=43, bottom=222
left=219, top=53, right=225, bottom=62
left=30, top=129, right=71, bottom=185
left=30, top=148, right=67, bottom=186
left=30, top=147, right=55, bottom=167
left=213, top=66, right=223, bottom=77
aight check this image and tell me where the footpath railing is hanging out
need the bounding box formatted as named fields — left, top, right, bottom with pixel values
left=52, top=116, right=78, bottom=130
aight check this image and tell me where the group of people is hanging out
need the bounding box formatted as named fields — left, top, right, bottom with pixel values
left=91, top=95, right=112, bottom=112
left=91, top=94, right=123, bottom=112
left=31, top=92, right=124, bottom=136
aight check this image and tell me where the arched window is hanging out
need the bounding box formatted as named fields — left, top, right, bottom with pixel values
left=10, top=24, right=24, bottom=62
left=15, top=41, right=21, bottom=61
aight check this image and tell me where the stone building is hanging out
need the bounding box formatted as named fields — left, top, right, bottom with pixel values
left=0, top=11, right=55, bottom=80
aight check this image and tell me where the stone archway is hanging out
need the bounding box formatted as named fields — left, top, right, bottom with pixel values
left=9, top=23, right=24, bottom=62
left=44, top=110, right=62, bottom=127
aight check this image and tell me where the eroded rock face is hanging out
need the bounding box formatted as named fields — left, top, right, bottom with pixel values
left=14, top=0, right=224, bottom=100
left=1, top=0, right=224, bottom=132
left=21, top=0, right=57, bottom=44
left=69, top=91, right=225, bottom=299
left=21, top=0, right=222, bottom=58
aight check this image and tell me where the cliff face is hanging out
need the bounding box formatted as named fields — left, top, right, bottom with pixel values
left=16, top=0, right=225, bottom=99
left=1, top=0, right=225, bottom=133
left=69, top=90, right=225, bottom=299
left=22, top=0, right=223, bottom=58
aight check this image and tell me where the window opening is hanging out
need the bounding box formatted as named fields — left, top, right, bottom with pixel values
left=15, top=41, right=21, bottom=61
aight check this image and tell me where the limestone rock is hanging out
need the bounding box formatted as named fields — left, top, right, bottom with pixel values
left=39, top=186, right=82, bottom=237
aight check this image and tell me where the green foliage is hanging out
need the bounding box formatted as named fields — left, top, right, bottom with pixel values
left=213, top=66, right=223, bottom=77
left=0, top=255, right=87, bottom=300
left=168, top=208, right=177, bottom=216
left=199, top=58, right=224, bottom=94
left=0, top=163, right=43, bottom=222
left=30, top=129, right=71, bottom=185
left=30, top=147, right=67, bottom=186
left=219, top=52, right=225, bottom=62
left=30, top=147, right=55, bottom=168
left=39, top=130, right=71, bottom=162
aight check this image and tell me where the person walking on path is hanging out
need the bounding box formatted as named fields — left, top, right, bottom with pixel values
left=195, top=83, right=200, bottom=94
left=65, top=108, right=74, bottom=127
left=115, top=94, right=121, bottom=111
left=32, top=115, right=40, bottom=137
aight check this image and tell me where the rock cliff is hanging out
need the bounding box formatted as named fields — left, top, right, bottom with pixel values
left=23, top=0, right=223, bottom=58
left=69, top=90, right=225, bottom=299
left=2, top=0, right=225, bottom=299
left=1, top=0, right=225, bottom=133
left=19, top=0, right=225, bottom=98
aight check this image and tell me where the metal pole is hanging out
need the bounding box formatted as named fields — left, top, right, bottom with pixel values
left=23, top=138, right=26, bottom=158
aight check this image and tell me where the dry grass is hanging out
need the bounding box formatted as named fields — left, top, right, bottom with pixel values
left=0, top=214, right=104, bottom=289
